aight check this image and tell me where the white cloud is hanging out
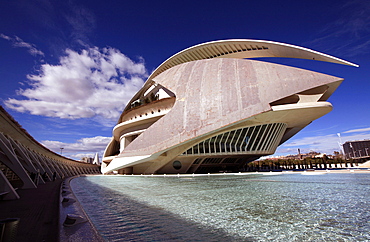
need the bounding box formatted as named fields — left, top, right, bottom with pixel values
left=0, top=34, right=44, bottom=56
left=42, top=135, right=112, bottom=159
left=5, top=46, right=147, bottom=121
left=72, top=153, right=98, bottom=160
left=276, top=127, right=370, bottom=156
left=0, top=33, right=11, bottom=40
left=343, top=127, right=370, bottom=133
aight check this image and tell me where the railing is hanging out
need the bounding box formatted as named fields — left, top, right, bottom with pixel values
left=119, top=97, right=175, bottom=123
left=181, top=123, right=287, bottom=156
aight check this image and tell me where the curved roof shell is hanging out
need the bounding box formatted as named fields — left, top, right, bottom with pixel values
left=124, top=39, right=358, bottom=112
left=150, top=39, right=358, bottom=80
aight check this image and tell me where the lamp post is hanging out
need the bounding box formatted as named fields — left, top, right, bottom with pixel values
left=60, top=147, right=64, bottom=155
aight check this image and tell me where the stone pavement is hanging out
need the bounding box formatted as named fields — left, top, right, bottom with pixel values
left=0, top=179, right=62, bottom=241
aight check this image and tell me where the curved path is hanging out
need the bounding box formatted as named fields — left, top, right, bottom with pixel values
left=0, top=179, right=62, bottom=241
left=0, top=106, right=101, bottom=240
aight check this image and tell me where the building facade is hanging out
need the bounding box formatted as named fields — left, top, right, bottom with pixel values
left=102, top=39, right=357, bottom=174
left=343, top=140, right=370, bottom=159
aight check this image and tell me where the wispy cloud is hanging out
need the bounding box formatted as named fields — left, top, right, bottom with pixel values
left=275, top=126, right=370, bottom=156
left=5, top=46, right=147, bottom=122
left=4, top=1, right=97, bottom=55
left=304, top=0, right=370, bottom=57
left=42, top=135, right=111, bottom=159
left=0, top=34, right=45, bottom=57
left=343, top=127, right=370, bottom=133
left=64, top=3, right=96, bottom=45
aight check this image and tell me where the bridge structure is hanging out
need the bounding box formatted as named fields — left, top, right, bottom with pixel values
left=0, top=106, right=100, bottom=200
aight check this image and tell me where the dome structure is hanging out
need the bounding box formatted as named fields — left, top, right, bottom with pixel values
left=102, top=39, right=357, bottom=174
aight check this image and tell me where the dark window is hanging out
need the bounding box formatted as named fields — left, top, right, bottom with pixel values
left=173, top=160, right=182, bottom=170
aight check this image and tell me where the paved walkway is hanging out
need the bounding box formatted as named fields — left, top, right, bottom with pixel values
left=0, top=179, right=62, bottom=241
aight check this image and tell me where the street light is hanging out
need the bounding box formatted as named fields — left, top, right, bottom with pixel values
left=60, top=147, right=64, bottom=155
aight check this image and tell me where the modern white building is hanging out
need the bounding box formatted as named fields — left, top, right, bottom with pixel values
left=102, top=39, right=357, bottom=174
left=0, top=106, right=100, bottom=200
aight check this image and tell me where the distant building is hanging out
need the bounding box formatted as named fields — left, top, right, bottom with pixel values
left=343, top=140, right=370, bottom=159
left=265, top=151, right=323, bottom=160
left=81, top=157, right=94, bottom=164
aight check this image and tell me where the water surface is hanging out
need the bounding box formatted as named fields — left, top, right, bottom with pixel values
left=71, top=172, right=370, bottom=241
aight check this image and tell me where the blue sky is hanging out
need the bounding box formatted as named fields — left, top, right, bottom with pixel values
left=0, top=0, right=369, bottom=160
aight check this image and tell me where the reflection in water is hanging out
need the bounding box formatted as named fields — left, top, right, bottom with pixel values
left=71, top=173, right=370, bottom=241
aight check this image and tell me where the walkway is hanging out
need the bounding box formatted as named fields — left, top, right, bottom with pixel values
left=0, top=179, right=62, bottom=241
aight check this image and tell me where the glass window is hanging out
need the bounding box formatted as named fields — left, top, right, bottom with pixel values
left=173, top=160, right=182, bottom=170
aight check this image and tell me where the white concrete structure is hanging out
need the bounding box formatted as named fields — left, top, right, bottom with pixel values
left=0, top=106, right=100, bottom=200
left=102, top=39, right=357, bottom=174
left=93, top=153, right=100, bottom=165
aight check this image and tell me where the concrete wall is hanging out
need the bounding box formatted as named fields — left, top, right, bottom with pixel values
left=0, top=106, right=100, bottom=200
